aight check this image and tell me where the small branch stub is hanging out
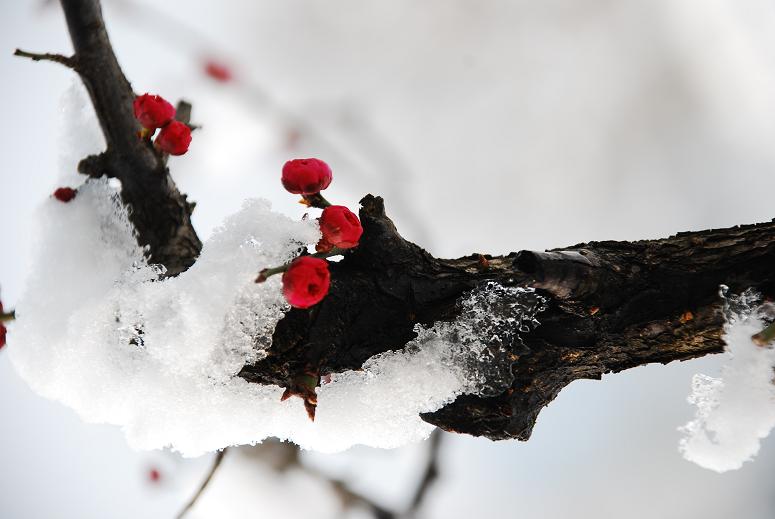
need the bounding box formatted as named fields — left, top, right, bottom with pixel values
left=14, top=48, right=75, bottom=69
left=752, top=321, right=775, bottom=347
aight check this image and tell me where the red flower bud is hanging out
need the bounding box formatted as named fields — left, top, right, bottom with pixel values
left=133, top=94, right=176, bottom=130
left=281, top=158, right=332, bottom=195
left=204, top=60, right=233, bottom=82
left=155, top=120, right=192, bottom=156
left=282, top=256, right=331, bottom=309
left=53, top=187, right=76, bottom=202
left=316, top=205, right=363, bottom=252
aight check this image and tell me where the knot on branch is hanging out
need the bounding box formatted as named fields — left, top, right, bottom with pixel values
left=351, top=194, right=431, bottom=269
left=514, top=249, right=625, bottom=308
left=78, top=153, right=109, bottom=178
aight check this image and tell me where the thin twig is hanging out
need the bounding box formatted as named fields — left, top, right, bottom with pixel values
left=175, top=448, right=228, bottom=519
left=14, top=48, right=75, bottom=68
left=247, top=440, right=396, bottom=519
left=328, top=478, right=396, bottom=519
left=312, top=430, right=444, bottom=519
left=406, top=429, right=443, bottom=517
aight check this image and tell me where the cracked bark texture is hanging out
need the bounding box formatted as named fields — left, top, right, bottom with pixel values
left=37, top=0, right=775, bottom=443
left=239, top=196, right=775, bottom=440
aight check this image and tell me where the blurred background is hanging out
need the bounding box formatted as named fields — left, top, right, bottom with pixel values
left=2, top=0, right=775, bottom=517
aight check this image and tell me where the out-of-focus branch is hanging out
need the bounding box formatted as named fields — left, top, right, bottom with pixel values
left=175, top=448, right=228, bottom=519
left=326, top=479, right=396, bottom=519
left=406, top=429, right=443, bottom=517
left=246, top=440, right=395, bottom=519
left=247, top=435, right=445, bottom=519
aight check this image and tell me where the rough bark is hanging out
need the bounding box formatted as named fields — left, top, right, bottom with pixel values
left=239, top=196, right=775, bottom=440
left=28, top=0, right=775, bottom=443
left=60, top=0, right=201, bottom=276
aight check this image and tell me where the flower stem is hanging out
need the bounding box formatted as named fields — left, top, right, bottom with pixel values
left=137, top=127, right=153, bottom=140
left=0, top=310, right=15, bottom=323
left=301, top=192, right=332, bottom=209
left=255, top=248, right=346, bottom=283
left=312, top=247, right=346, bottom=260
left=255, top=265, right=287, bottom=283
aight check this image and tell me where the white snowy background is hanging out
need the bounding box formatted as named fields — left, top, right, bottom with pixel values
left=2, top=0, right=775, bottom=517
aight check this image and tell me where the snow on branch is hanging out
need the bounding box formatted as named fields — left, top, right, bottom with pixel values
left=10, top=172, right=548, bottom=454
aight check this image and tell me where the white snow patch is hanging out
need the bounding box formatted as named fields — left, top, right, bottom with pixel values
left=9, top=84, right=549, bottom=454
left=9, top=184, right=545, bottom=455
left=679, top=287, right=775, bottom=472
left=57, top=81, right=106, bottom=186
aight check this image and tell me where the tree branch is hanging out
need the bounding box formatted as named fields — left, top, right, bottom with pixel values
left=239, top=196, right=775, bottom=441
left=176, top=433, right=436, bottom=518
left=56, top=0, right=201, bottom=276
left=406, top=429, right=442, bottom=516
left=175, top=448, right=227, bottom=519
left=32, top=0, right=775, bottom=445
left=246, top=440, right=396, bottom=519
left=14, top=48, right=75, bottom=68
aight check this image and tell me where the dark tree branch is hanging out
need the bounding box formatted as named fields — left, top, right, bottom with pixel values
left=239, top=196, right=775, bottom=441
left=50, top=0, right=202, bottom=276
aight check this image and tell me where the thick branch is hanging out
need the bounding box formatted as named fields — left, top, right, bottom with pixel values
left=57, top=0, right=201, bottom=275
left=239, top=196, right=775, bottom=441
